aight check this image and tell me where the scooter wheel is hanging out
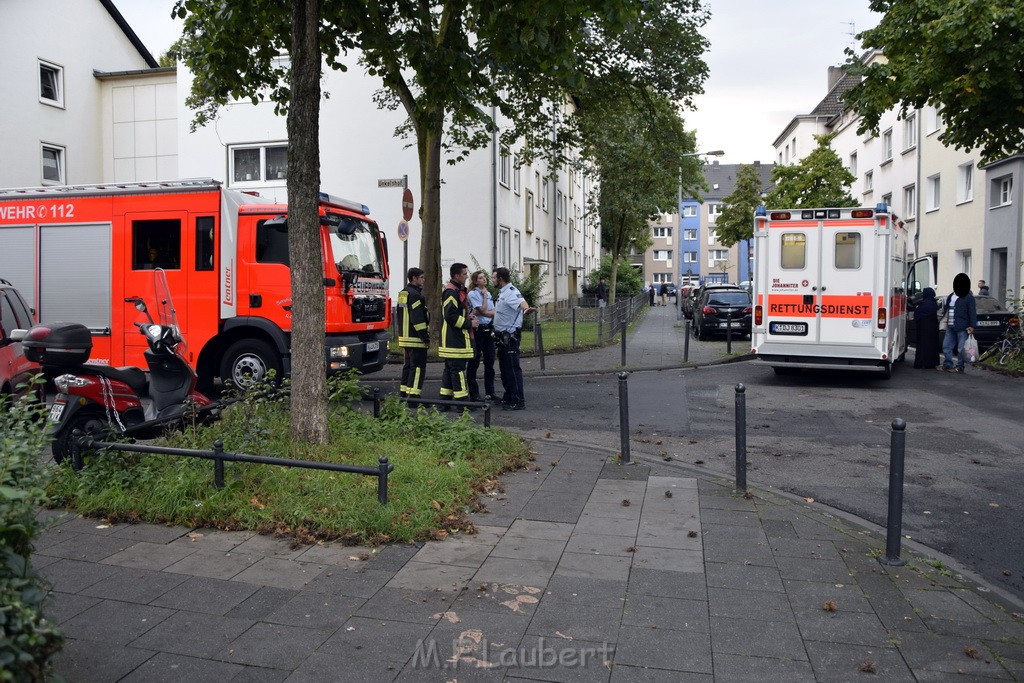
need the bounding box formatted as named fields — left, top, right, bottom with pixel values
left=52, top=411, right=109, bottom=465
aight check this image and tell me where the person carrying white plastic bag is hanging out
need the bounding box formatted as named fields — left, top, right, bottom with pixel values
left=963, top=333, right=979, bottom=364
left=940, top=273, right=979, bottom=373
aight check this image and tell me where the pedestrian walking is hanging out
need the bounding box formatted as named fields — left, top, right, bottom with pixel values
left=597, top=277, right=608, bottom=308
left=660, top=282, right=668, bottom=306
left=493, top=267, right=535, bottom=410
left=396, top=267, right=429, bottom=397
left=978, top=279, right=990, bottom=296
left=467, top=270, right=496, bottom=401
left=940, top=272, right=978, bottom=373
left=439, top=262, right=478, bottom=406
left=647, top=283, right=655, bottom=307
left=913, top=287, right=940, bottom=369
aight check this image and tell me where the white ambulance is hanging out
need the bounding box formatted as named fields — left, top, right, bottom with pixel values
left=750, top=204, right=935, bottom=378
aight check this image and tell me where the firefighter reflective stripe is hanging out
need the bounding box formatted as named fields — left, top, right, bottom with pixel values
left=439, top=288, right=473, bottom=358
left=397, top=285, right=429, bottom=348
left=766, top=294, right=872, bottom=318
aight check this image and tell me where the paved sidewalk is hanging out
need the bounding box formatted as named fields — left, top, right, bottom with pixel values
left=38, top=304, right=1024, bottom=681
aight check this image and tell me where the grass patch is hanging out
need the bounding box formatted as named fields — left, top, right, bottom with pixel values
left=46, top=383, right=531, bottom=546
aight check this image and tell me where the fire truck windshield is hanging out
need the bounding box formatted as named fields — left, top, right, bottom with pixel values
left=327, top=217, right=384, bottom=278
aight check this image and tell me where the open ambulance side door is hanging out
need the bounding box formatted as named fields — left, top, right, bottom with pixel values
left=905, top=255, right=937, bottom=344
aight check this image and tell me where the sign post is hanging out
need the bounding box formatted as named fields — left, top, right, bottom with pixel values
left=378, top=176, right=413, bottom=278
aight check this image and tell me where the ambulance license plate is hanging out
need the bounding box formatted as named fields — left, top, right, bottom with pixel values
left=48, top=401, right=66, bottom=423
left=770, top=322, right=808, bottom=336
left=365, top=341, right=380, bottom=352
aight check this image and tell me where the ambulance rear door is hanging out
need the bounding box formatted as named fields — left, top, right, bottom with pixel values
left=762, top=214, right=822, bottom=345
left=816, top=213, right=875, bottom=348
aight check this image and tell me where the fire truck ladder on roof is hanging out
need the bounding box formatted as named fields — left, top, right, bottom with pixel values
left=0, top=178, right=222, bottom=200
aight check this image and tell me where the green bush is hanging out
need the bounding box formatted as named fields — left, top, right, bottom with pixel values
left=583, top=255, right=644, bottom=296
left=0, top=380, right=63, bottom=682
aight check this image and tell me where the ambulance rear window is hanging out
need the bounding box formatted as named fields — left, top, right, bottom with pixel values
left=834, top=232, right=861, bottom=269
left=781, top=233, right=805, bottom=269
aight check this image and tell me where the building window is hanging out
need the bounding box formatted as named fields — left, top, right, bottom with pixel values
left=707, top=229, right=719, bottom=246
left=535, top=172, right=541, bottom=206
left=903, top=185, right=916, bottom=219
left=230, top=144, right=287, bottom=184
left=41, top=144, right=65, bottom=184
left=556, top=190, right=564, bottom=220
left=881, top=193, right=892, bottom=214
left=568, top=218, right=574, bottom=248
left=499, top=149, right=510, bottom=187
left=903, top=113, right=917, bottom=150
left=514, top=231, right=521, bottom=269
left=780, top=234, right=806, bottom=269
left=834, top=232, right=861, bottom=269
left=39, top=60, right=64, bottom=107
left=524, top=190, right=535, bottom=232
left=957, top=163, right=973, bottom=203
left=513, top=155, right=521, bottom=195
left=654, top=250, right=671, bottom=261
left=957, top=249, right=971, bottom=277
left=849, top=152, right=857, bottom=176
left=928, top=106, right=942, bottom=134
left=682, top=205, right=698, bottom=217
left=991, top=176, right=1013, bottom=208
left=708, top=204, right=722, bottom=224
left=882, top=129, right=893, bottom=161
left=864, top=170, right=873, bottom=193
left=684, top=229, right=697, bottom=241
left=499, top=226, right=510, bottom=266
left=708, top=248, right=728, bottom=268
left=653, top=226, right=672, bottom=238
left=541, top=178, right=549, bottom=211
left=926, top=174, right=941, bottom=212
left=683, top=251, right=698, bottom=263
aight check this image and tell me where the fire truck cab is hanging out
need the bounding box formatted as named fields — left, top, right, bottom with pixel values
left=751, top=204, right=932, bottom=378
left=0, top=179, right=391, bottom=389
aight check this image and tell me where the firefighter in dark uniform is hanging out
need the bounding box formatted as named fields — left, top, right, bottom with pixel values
left=397, top=267, right=429, bottom=397
left=439, top=262, right=478, bottom=405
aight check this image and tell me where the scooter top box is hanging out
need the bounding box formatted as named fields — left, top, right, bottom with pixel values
left=23, top=322, right=92, bottom=368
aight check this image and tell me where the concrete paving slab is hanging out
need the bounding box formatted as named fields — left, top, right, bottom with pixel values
left=130, top=610, right=255, bottom=658
left=230, top=556, right=326, bottom=590
left=109, top=523, right=193, bottom=544
left=42, top=591, right=101, bottom=625
left=318, top=615, right=435, bottom=663
left=608, top=664, right=712, bottom=682
left=38, top=557, right=120, bottom=594
left=79, top=565, right=189, bottom=604
left=52, top=639, right=155, bottom=683
left=630, top=546, right=703, bottom=573
left=709, top=615, right=807, bottom=660
left=573, top=515, right=639, bottom=537
left=168, top=528, right=255, bottom=552
left=263, top=590, right=365, bottom=630
left=99, top=540, right=198, bottom=570
left=803, top=641, right=915, bottom=682
left=554, top=552, right=632, bottom=581
left=453, top=583, right=544, bottom=617
left=119, top=652, right=243, bottom=683
left=626, top=567, right=708, bottom=601
left=614, top=625, right=712, bottom=674
left=705, top=562, right=784, bottom=593
left=793, top=608, right=890, bottom=647
left=388, top=559, right=477, bottom=592
left=218, top=622, right=334, bottom=669
left=35, top=532, right=135, bottom=562
left=621, top=594, right=709, bottom=632
left=286, top=651, right=405, bottom=682
left=150, top=575, right=260, bottom=615
left=163, top=548, right=261, bottom=580
left=60, top=599, right=175, bottom=645
left=565, top=533, right=636, bottom=557
left=492, top=536, right=568, bottom=562
left=476, top=556, right=558, bottom=586
left=527, top=600, right=622, bottom=643
left=356, top=587, right=456, bottom=624
left=305, top=566, right=394, bottom=598
left=706, top=586, right=795, bottom=622
left=223, top=586, right=298, bottom=621
left=411, top=538, right=496, bottom=567
left=775, top=556, right=855, bottom=583
left=506, top=520, right=575, bottom=541
left=711, top=653, right=816, bottom=682
left=509, top=635, right=615, bottom=683
left=781, top=579, right=875, bottom=614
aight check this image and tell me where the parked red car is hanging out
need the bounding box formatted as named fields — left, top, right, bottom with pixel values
left=0, top=278, right=41, bottom=405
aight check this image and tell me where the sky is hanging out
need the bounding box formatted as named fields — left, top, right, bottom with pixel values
left=113, top=0, right=881, bottom=166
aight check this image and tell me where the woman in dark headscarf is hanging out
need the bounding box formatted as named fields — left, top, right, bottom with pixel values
left=913, top=287, right=941, bottom=369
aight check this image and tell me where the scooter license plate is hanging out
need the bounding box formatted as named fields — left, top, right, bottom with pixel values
left=48, top=401, right=66, bottom=423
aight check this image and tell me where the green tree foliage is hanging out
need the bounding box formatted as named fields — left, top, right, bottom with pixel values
left=578, top=87, right=705, bottom=302
left=843, top=1, right=1024, bottom=161
left=714, top=164, right=769, bottom=248
left=765, top=134, right=856, bottom=209
left=173, top=0, right=710, bottom=334
left=586, top=255, right=643, bottom=296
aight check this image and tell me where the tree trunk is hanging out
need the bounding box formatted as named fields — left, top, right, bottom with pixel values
left=287, top=0, right=328, bottom=445
left=418, top=109, right=445, bottom=341
left=609, top=255, right=619, bottom=306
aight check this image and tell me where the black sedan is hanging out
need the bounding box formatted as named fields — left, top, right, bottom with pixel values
left=971, top=296, right=1020, bottom=350
left=692, top=287, right=752, bottom=341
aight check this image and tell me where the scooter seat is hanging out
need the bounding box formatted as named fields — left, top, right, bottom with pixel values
left=78, top=364, right=148, bottom=394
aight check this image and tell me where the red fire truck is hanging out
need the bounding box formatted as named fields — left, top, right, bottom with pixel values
left=0, top=179, right=391, bottom=388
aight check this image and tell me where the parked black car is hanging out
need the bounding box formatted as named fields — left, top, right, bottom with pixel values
left=970, top=296, right=1020, bottom=350
left=684, top=284, right=739, bottom=320
left=692, top=287, right=752, bottom=341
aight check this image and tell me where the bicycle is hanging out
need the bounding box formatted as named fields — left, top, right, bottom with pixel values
left=976, top=325, right=1024, bottom=365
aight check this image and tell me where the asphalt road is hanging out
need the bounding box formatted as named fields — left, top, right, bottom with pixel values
left=494, top=356, right=1024, bottom=604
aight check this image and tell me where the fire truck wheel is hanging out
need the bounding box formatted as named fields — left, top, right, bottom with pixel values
left=221, top=340, right=282, bottom=390
left=53, top=411, right=108, bottom=465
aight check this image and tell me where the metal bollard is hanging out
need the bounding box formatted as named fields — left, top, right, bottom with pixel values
left=879, top=418, right=907, bottom=566
left=372, top=387, right=381, bottom=418
left=537, top=322, right=546, bottom=371
left=571, top=307, right=577, bottom=349
left=377, top=456, right=391, bottom=505
left=533, top=310, right=540, bottom=353
left=621, top=321, right=627, bottom=367
left=735, top=384, right=747, bottom=491
left=684, top=319, right=690, bottom=363
left=213, top=439, right=225, bottom=488
left=599, top=307, right=604, bottom=343
left=618, top=371, right=632, bottom=465
left=727, top=318, right=733, bottom=354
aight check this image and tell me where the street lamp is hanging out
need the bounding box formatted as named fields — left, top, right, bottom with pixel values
left=677, top=150, right=725, bottom=318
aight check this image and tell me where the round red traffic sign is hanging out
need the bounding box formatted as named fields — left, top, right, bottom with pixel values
left=402, top=188, right=414, bottom=221
left=397, top=220, right=410, bottom=242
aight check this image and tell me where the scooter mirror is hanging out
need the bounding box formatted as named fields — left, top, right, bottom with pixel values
left=135, top=301, right=147, bottom=312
